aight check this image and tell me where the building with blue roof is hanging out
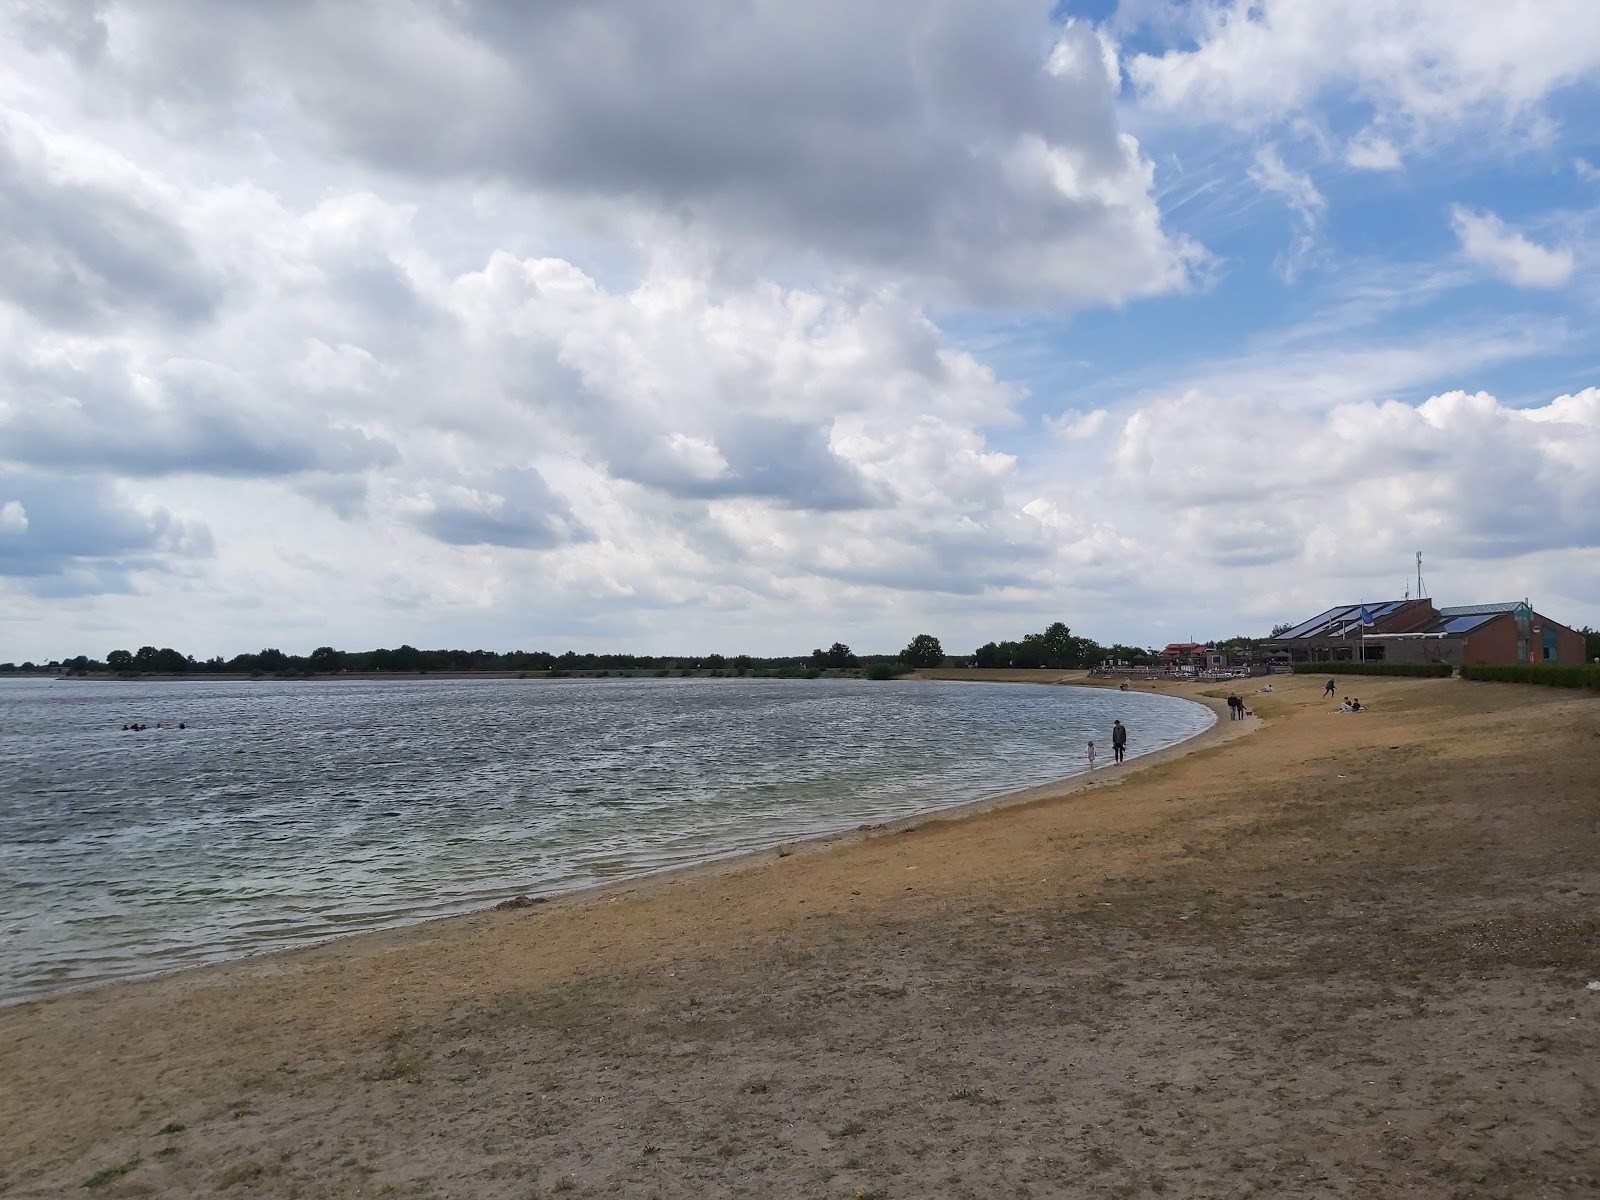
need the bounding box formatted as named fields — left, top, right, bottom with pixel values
left=1265, top=599, right=1584, bottom=667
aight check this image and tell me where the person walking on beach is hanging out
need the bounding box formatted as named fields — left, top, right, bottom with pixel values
left=1324, top=678, right=1336, bottom=698
left=1111, top=719, right=1127, bottom=763
left=1086, top=740, right=1097, bottom=771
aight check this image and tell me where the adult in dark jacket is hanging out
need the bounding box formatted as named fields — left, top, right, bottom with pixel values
left=1111, top=719, right=1127, bottom=763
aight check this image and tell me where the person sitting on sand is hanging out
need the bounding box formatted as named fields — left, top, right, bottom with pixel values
left=1261, top=683, right=1273, bottom=693
left=1339, top=698, right=1353, bottom=712
left=1350, top=698, right=1362, bottom=712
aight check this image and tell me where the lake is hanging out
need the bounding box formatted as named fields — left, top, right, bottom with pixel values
left=0, top=675, right=1213, bottom=1003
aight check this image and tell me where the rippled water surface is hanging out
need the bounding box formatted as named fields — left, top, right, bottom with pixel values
left=0, top=675, right=1212, bottom=1003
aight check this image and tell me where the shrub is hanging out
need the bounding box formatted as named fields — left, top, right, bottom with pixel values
left=1290, top=661, right=1451, bottom=677
left=865, top=662, right=911, bottom=680
left=1461, top=663, right=1600, bottom=690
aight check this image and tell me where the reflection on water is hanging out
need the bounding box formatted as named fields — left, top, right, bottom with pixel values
left=0, top=675, right=1212, bottom=1002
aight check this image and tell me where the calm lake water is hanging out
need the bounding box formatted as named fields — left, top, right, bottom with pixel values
left=0, top=676, right=1212, bottom=1003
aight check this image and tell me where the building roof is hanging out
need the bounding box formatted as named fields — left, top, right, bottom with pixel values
left=1437, top=601, right=1529, bottom=617
left=1365, top=611, right=1502, bottom=638
left=1273, top=600, right=1410, bottom=641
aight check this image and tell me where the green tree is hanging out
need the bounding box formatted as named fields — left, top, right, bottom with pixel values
left=1039, top=622, right=1074, bottom=667
left=900, top=633, right=944, bottom=668
left=1582, top=627, right=1599, bottom=662
left=152, top=647, right=188, bottom=673
left=824, top=642, right=859, bottom=668
left=309, top=646, right=345, bottom=673
left=106, top=649, right=134, bottom=672
left=133, top=645, right=160, bottom=671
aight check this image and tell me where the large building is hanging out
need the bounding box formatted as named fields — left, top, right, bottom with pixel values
left=1265, top=599, right=1584, bottom=667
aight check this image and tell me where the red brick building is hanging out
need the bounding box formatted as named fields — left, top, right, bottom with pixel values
left=1265, top=600, right=1584, bottom=667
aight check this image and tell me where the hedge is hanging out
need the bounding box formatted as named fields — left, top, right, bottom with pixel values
left=865, top=662, right=913, bottom=680
left=1291, top=661, right=1452, bottom=678
left=1460, top=663, right=1600, bottom=690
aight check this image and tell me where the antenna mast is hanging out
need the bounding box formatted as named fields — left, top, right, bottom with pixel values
left=1415, top=551, right=1426, bottom=600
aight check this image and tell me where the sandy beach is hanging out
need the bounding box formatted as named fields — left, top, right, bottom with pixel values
left=2, top=672, right=1596, bottom=1199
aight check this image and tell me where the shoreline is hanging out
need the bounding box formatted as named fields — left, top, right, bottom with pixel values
left=8, top=672, right=1591, bottom=1197
left=3, top=675, right=1229, bottom=1011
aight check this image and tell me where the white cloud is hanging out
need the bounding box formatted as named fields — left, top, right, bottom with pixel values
left=1247, top=146, right=1326, bottom=281
left=1107, top=386, right=1600, bottom=560
left=3, top=1, right=1204, bottom=308
left=1450, top=206, right=1575, bottom=288
left=1048, top=409, right=1110, bottom=439
left=1127, top=0, right=1600, bottom=150
left=1578, top=158, right=1600, bottom=183
left=0, top=499, right=27, bottom=533
left=1346, top=132, right=1403, bottom=172
left=0, top=2, right=1595, bottom=658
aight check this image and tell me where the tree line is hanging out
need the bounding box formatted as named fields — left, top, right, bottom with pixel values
left=28, top=616, right=1571, bottom=680
left=6, top=645, right=823, bottom=677
left=972, top=622, right=1154, bottom=670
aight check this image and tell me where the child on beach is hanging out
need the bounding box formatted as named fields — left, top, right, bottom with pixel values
left=1087, top=740, right=1097, bottom=770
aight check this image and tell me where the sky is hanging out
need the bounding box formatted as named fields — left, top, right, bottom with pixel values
left=1, top=0, right=1598, bottom=661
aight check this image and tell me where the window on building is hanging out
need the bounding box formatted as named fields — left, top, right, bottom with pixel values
left=1543, top=627, right=1558, bottom=661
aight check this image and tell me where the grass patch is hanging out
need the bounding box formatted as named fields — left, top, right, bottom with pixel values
left=157, top=1121, right=187, bottom=1135
left=1291, top=661, right=1451, bottom=677
left=81, top=1155, right=139, bottom=1189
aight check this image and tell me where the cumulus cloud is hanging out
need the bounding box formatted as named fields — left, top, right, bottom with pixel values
left=0, top=1, right=1594, bottom=656
left=9, top=0, right=1202, bottom=306
left=0, top=347, right=398, bottom=477
left=1127, top=0, right=1600, bottom=148
left=1450, top=206, right=1574, bottom=288
left=0, top=113, right=222, bottom=329
left=1109, top=386, right=1600, bottom=563
left=395, top=468, right=587, bottom=551
left=0, top=470, right=212, bottom=592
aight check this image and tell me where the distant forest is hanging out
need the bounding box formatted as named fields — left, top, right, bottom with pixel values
left=0, top=622, right=1180, bottom=678
left=6, top=645, right=838, bottom=678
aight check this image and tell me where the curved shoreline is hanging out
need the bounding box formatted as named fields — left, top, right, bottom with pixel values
left=519, top=674, right=1246, bottom=911
left=6, top=676, right=1241, bottom=1009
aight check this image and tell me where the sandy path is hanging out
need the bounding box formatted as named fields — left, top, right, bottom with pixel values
left=2, top=673, right=1596, bottom=1198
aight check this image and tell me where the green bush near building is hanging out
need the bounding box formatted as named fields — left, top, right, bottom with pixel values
left=1461, top=664, right=1600, bottom=690
left=1290, top=661, right=1452, bottom=678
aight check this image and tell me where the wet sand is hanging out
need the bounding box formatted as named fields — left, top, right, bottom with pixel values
left=2, top=672, right=1596, bottom=1198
